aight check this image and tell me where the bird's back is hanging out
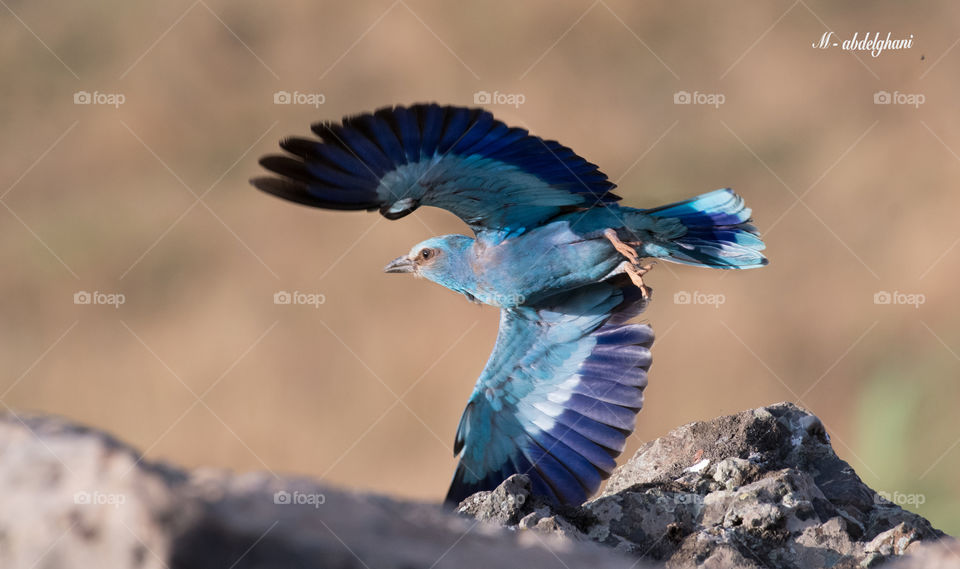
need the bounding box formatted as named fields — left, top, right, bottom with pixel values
left=468, top=221, right=625, bottom=307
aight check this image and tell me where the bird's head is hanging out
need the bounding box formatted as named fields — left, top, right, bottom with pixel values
left=383, top=234, right=475, bottom=291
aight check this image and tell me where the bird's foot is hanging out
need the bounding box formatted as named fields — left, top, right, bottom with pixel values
left=625, top=262, right=655, bottom=299
left=604, top=229, right=640, bottom=265
left=605, top=229, right=655, bottom=298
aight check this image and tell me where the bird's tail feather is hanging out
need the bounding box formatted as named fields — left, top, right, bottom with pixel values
left=646, top=188, right=767, bottom=269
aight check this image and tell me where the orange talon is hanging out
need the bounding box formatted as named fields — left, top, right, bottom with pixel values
left=604, top=229, right=640, bottom=265
left=625, top=264, right=652, bottom=299
left=605, top=229, right=655, bottom=297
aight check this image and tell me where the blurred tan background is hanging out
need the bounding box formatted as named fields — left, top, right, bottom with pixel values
left=2, top=0, right=958, bottom=533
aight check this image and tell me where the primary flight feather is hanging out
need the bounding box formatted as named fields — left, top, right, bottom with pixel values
left=253, top=103, right=767, bottom=506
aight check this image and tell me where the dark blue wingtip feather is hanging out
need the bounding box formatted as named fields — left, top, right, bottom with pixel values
left=251, top=175, right=380, bottom=211
left=253, top=103, right=621, bottom=219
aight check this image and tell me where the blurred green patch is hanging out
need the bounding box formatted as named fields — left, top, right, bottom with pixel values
left=856, top=351, right=960, bottom=535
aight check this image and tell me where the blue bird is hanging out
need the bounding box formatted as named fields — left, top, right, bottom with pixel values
left=253, top=103, right=767, bottom=506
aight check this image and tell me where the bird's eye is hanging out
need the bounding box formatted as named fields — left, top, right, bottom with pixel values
left=419, top=248, right=434, bottom=261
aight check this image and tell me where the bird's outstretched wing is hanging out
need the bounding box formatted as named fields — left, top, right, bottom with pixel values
left=252, top=103, right=619, bottom=240
left=446, top=276, right=653, bottom=506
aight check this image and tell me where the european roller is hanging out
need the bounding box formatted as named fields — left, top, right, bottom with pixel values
left=253, top=103, right=767, bottom=506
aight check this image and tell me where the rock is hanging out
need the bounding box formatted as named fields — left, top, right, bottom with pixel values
left=3, top=403, right=952, bottom=569
left=454, top=473, right=536, bottom=526
left=458, top=402, right=953, bottom=569
left=0, top=412, right=188, bottom=569
left=0, top=411, right=656, bottom=569
left=886, top=539, right=960, bottom=569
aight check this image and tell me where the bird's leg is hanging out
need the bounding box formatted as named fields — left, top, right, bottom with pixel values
left=624, top=262, right=655, bottom=299
left=605, top=229, right=655, bottom=299
left=603, top=229, right=639, bottom=265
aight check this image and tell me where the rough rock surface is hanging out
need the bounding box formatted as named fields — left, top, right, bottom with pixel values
left=457, top=402, right=955, bottom=568
left=0, top=411, right=650, bottom=569
left=1, top=403, right=953, bottom=568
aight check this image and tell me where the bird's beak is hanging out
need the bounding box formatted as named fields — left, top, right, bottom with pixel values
left=383, top=255, right=415, bottom=274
